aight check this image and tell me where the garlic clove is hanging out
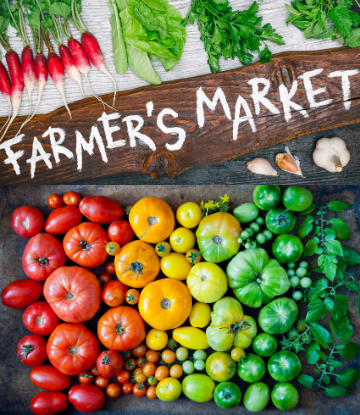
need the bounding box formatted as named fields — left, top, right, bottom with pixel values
left=246, top=158, right=278, bottom=176
left=276, top=146, right=305, bottom=178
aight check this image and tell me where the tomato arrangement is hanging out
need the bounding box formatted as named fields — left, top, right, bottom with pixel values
left=3, top=186, right=328, bottom=414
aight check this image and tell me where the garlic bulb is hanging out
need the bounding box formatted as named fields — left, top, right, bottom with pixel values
left=276, top=146, right=304, bottom=178
left=246, top=158, right=278, bottom=176
left=313, top=137, right=350, bottom=173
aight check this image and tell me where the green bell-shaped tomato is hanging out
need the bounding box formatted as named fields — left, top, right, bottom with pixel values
left=226, top=248, right=290, bottom=308
left=206, top=297, right=257, bottom=351
left=258, top=297, right=299, bottom=334
left=265, top=208, right=296, bottom=235
left=196, top=212, right=241, bottom=263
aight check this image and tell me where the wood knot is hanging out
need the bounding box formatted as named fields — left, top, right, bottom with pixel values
left=143, top=151, right=175, bottom=179
left=270, top=64, right=295, bottom=88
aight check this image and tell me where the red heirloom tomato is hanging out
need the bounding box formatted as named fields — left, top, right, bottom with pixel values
left=30, top=365, right=71, bottom=391
left=48, top=194, right=63, bottom=209
left=97, top=350, right=124, bottom=377
left=44, top=266, right=101, bottom=323
left=30, top=391, right=69, bottom=415
left=47, top=323, right=99, bottom=376
left=22, top=233, right=66, bottom=281
left=98, top=272, right=112, bottom=288
left=23, top=301, right=60, bottom=335
left=11, top=205, right=44, bottom=238
left=68, top=384, right=105, bottom=413
left=44, top=206, right=83, bottom=235
left=102, top=281, right=127, bottom=307
left=17, top=334, right=47, bottom=367
left=79, top=196, right=124, bottom=224
left=63, top=222, right=109, bottom=268
left=98, top=306, right=146, bottom=351
left=1, top=279, right=43, bottom=309
left=108, top=220, right=134, bottom=245
left=63, top=191, right=82, bottom=206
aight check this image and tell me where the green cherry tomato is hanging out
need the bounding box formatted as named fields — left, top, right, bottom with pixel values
left=241, top=230, right=250, bottom=239
left=287, top=269, right=295, bottom=277
left=233, top=203, right=259, bottom=224
left=267, top=351, right=301, bottom=382
left=194, top=360, right=206, bottom=371
left=265, top=208, right=296, bottom=235
left=253, top=185, right=281, bottom=211
left=287, top=262, right=296, bottom=269
left=271, top=382, right=299, bottom=411
left=282, top=186, right=313, bottom=212
left=299, top=261, right=308, bottom=268
left=289, top=276, right=300, bottom=287
left=183, top=360, right=194, bottom=374
left=255, top=217, right=264, bottom=226
left=246, top=228, right=254, bottom=237
left=258, top=297, right=299, bottom=335
left=250, top=222, right=260, bottom=233
left=214, top=382, right=242, bottom=409
left=256, top=233, right=266, bottom=244
left=292, top=291, right=303, bottom=301
left=252, top=333, right=277, bottom=357
left=296, top=267, right=308, bottom=278
left=206, top=352, right=236, bottom=382
left=237, top=353, right=266, bottom=383
left=193, top=350, right=207, bottom=361
left=176, top=347, right=188, bottom=361
left=263, top=230, right=273, bottom=240
left=243, top=382, right=270, bottom=412
left=245, top=242, right=252, bottom=249
left=272, top=235, right=304, bottom=264
left=300, top=277, right=312, bottom=288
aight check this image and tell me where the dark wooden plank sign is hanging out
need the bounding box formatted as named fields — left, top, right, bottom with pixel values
left=1, top=47, right=360, bottom=184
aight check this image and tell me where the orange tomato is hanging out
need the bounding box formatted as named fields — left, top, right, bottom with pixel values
left=124, top=358, right=136, bottom=371
left=129, top=197, right=175, bottom=244
left=143, top=362, right=156, bottom=377
left=106, top=242, right=121, bottom=256
left=115, top=241, right=160, bottom=289
left=145, top=350, right=159, bottom=363
left=126, top=289, right=140, bottom=305
left=136, top=357, right=147, bottom=368
left=155, top=366, right=169, bottom=381
left=132, top=343, right=147, bottom=357
left=134, top=370, right=147, bottom=384
left=161, top=350, right=176, bottom=364
left=133, top=383, right=147, bottom=397
left=170, top=365, right=183, bottom=379
left=139, top=279, right=192, bottom=331
left=146, top=385, right=157, bottom=399
left=106, top=383, right=122, bottom=398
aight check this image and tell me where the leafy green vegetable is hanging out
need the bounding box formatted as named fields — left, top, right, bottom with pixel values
left=108, top=0, right=128, bottom=74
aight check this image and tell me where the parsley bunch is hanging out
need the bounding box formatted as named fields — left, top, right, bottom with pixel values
left=183, top=0, right=285, bottom=73
left=285, top=0, right=360, bottom=48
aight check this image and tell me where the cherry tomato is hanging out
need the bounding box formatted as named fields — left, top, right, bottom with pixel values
left=155, top=366, right=169, bottom=381
left=122, top=382, right=133, bottom=394
left=1, top=279, right=43, bottom=309
left=117, top=369, right=130, bottom=384
left=124, top=358, right=136, bottom=371
left=97, top=350, right=124, bottom=378
left=68, top=384, right=105, bottom=413
left=143, top=362, right=156, bottom=377
left=108, top=220, right=134, bottom=245
left=48, top=194, right=63, bottom=209
left=105, top=241, right=121, bottom=256
left=134, top=367, right=143, bottom=376
left=17, top=334, right=47, bottom=367
left=176, top=202, right=202, bottom=229
left=155, top=242, right=171, bottom=258
left=106, top=383, right=122, bottom=398
left=105, top=262, right=116, bottom=274
left=11, top=205, right=44, bottom=238
left=231, top=347, right=246, bottom=362
left=134, top=370, right=147, bottom=384
left=146, top=385, right=157, bottom=399
left=162, top=350, right=176, bottom=364
left=145, top=350, right=160, bottom=363
left=132, top=343, right=147, bottom=357
left=30, top=391, right=69, bottom=415
left=30, top=366, right=71, bottom=391
left=91, top=366, right=100, bottom=377
left=23, top=301, right=60, bottom=336
left=121, top=350, right=132, bottom=360
left=98, top=272, right=112, bottom=288
left=126, top=289, right=140, bottom=305
left=186, top=249, right=202, bottom=265
left=102, top=281, right=127, bottom=307
left=133, top=383, right=147, bottom=397
left=63, top=191, right=82, bottom=206
left=170, top=364, right=183, bottom=379
left=147, top=376, right=158, bottom=386
left=95, top=375, right=110, bottom=389
left=79, top=372, right=94, bottom=384
left=136, top=357, right=146, bottom=368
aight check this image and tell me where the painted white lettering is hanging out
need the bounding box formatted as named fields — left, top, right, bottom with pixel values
left=122, top=115, right=156, bottom=151
left=328, top=70, right=359, bottom=111
left=298, top=69, right=333, bottom=108
left=197, top=87, right=232, bottom=128
left=157, top=108, right=186, bottom=151
left=233, top=95, right=256, bottom=140
left=97, top=112, right=125, bottom=149
left=146, top=101, right=154, bottom=117
left=26, top=137, right=52, bottom=179
left=248, top=78, right=280, bottom=116
left=0, top=135, right=25, bottom=175
left=279, top=81, right=309, bottom=122
left=76, top=126, right=108, bottom=172
left=43, top=127, right=73, bottom=164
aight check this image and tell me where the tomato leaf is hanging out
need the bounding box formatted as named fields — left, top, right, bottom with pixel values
left=339, top=342, right=360, bottom=359
left=297, top=216, right=314, bottom=239
left=330, top=218, right=350, bottom=240
left=336, top=369, right=360, bottom=387
left=325, top=239, right=343, bottom=257
left=342, top=247, right=360, bottom=265
left=305, top=298, right=327, bottom=322
left=327, top=201, right=350, bottom=212
left=324, top=385, right=350, bottom=397
left=304, top=237, right=319, bottom=257
left=309, top=322, right=332, bottom=349
left=297, top=373, right=314, bottom=388
left=330, top=295, right=353, bottom=341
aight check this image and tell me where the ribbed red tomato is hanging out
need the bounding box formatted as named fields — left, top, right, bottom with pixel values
left=30, top=391, right=69, bottom=415
left=44, top=266, right=101, bottom=323
left=11, top=205, right=44, bottom=238
left=1, top=279, right=43, bottom=309
left=30, top=365, right=71, bottom=391
left=17, top=334, right=47, bottom=367
left=98, top=306, right=146, bottom=351
left=23, top=301, right=60, bottom=335
left=97, top=350, right=124, bottom=377
left=44, top=206, right=83, bottom=235
left=22, top=233, right=66, bottom=281
left=108, top=220, right=133, bottom=245
left=68, top=384, right=105, bottom=413
left=47, top=323, right=99, bottom=376
left=79, top=196, right=124, bottom=224
left=63, top=222, right=109, bottom=268
left=102, top=280, right=127, bottom=307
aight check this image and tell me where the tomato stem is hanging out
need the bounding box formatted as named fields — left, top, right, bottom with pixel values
left=19, top=344, right=34, bottom=361
left=115, top=319, right=128, bottom=335
left=36, top=257, right=48, bottom=266
left=101, top=351, right=110, bottom=365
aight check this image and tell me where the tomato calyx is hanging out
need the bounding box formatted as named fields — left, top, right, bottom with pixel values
left=115, top=319, right=128, bottom=335
left=220, top=321, right=252, bottom=340
left=276, top=209, right=290, bottom=225
left=188, top=251, right=201, bottom=266
left=69, top=346, right=80, bottom=355
left=212, top=235, right=223, bottom=245
left=156, top=244, right=167, bottom=253
left=136, top=382, right=145, bottom=390
left=35, top=256, right=49, bottom=266
left=81, top=373, right=93, bottom=378
left=77, top=236, right=94, bottom=252
left=19, top=344, right=34, bottom=361
left=161, top=298, right=171, bottom=310
left=35, top=316, right=43, bottom=326
left=126, top=293, right=138, bottom=304
left=101, top=352, right=110, bottom=365
left=123, top=262, right=144, bottom=281
left=121, top=350, right=131, bottom=360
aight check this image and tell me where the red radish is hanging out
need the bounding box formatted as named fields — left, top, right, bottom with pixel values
left=21, top=46, right=35, bottom=112
left=59, top=44, right=85, bottom=97
left=0, top=59, right=12, bottom=135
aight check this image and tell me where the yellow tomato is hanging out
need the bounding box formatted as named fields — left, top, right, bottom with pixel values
left=189, top=302, right=211, bottom=328
left=172, top=327, right=209, bottom=350
left=169, top=228, right=196, bottom=253
left=186, top=249, right=202, bottom=265
left=146, top=329, right=169, bottom=351
left=187, top=262, right=228, bottom=303
left=155, top=242, right=171, bottom=258
left=161, top=253, right=192, bottom=281
left=231, top=347, right=245, bottom=362
left=106, top=241, right=121, bottom=256
left=176, top=202, right=202, bottom=229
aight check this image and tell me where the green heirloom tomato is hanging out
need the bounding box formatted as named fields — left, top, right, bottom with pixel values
left=271, top=382, right=299, bottom=411
left=206, top=352, right=236, bottom=382
left=214, top=382, right=242, bottom=409
left=233, top=203, right=259, bottom=223
left=265, top=208, right=296, bottom=235
left=237, top=353, right=266, bottom=383
left=206, top=297, right=257, bottom=351
left=196, top=212, right=241, bottom=263
left=252, top=333, right=277, bottom=357
left=272, top=235, right=304, bottom=264
left=194, top=360, right=205, bottom=371
left=243, top=382, right=270, bottom=412
left=227, top=248, right=290, bottom=308
left=258, top=297, right=298, bottom=334
left=268, top=351, right=301, bottom=381
left=156, top=378, right=182, bottom=401
left=282, top=186, right=313, bottom=212
left=182, top=374, right=215, bottom=403
left=253, top=185, right=281, bottom=211
left=194, top=350, right=207, bottom=361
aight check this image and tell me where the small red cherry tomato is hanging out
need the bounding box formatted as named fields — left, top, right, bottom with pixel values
left=68, top=384, right=105, bottom=413
left=102, top=281, right=127, bottom=307
left=17, top=334, right=47, bottom=367
left=95, top=375, right=110, bottom=389
left=79, top=372, right=94, bottom=384
left=126, top=289, right=140, bottom=305
left=105, top=241, right=121, bottom=256
left=47, top=194, right=63, bottom=209
left=90, top=366, right=100, bottom=377
left=105, top=262, right=116, bottom=274
left=98, top=272, right=112, bottom=288
left=96, top=350, right=123, bottom=378
left=122, top=382, right=133, bottom=394
left=108, top=220, right=134, bottom=245
left=133, top=383, right=147, bottom=397
left=30, top=391, right=69, bottom=415
left=63, top=191, right=82, bottom=206
left=11, top=205, right=44, bottom=238
left=23, top=301, right=60, bottom=335
left=106, top=383, right=122, bottom=398
left=117, top=369, right=130, bottom=384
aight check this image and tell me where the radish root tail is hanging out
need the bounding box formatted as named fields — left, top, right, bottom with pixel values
left=0, top=109, right=18, bottom=143
left=0, top=98, right=12, bottom=135
left=85, top=74, right=116, bottom=111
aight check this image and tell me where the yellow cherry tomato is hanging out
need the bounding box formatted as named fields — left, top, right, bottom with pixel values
left=176, top=202, right=202, bottom=229
left=186, top=249, right=202, bottom=265
left=172, top=327, right=209, bottom=350
left=169, top=228, right=196, bottom=254
left=105, top=241, right=121, bottom=256
left=160, top=253, right=192, bottom=281
left=231, top=347, right=245, bottom=362
left=155, top=242, right=171, bottom=258
left=146, top=329, right=169, bottom=351
left=189, top=302, right=211, bottom=328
